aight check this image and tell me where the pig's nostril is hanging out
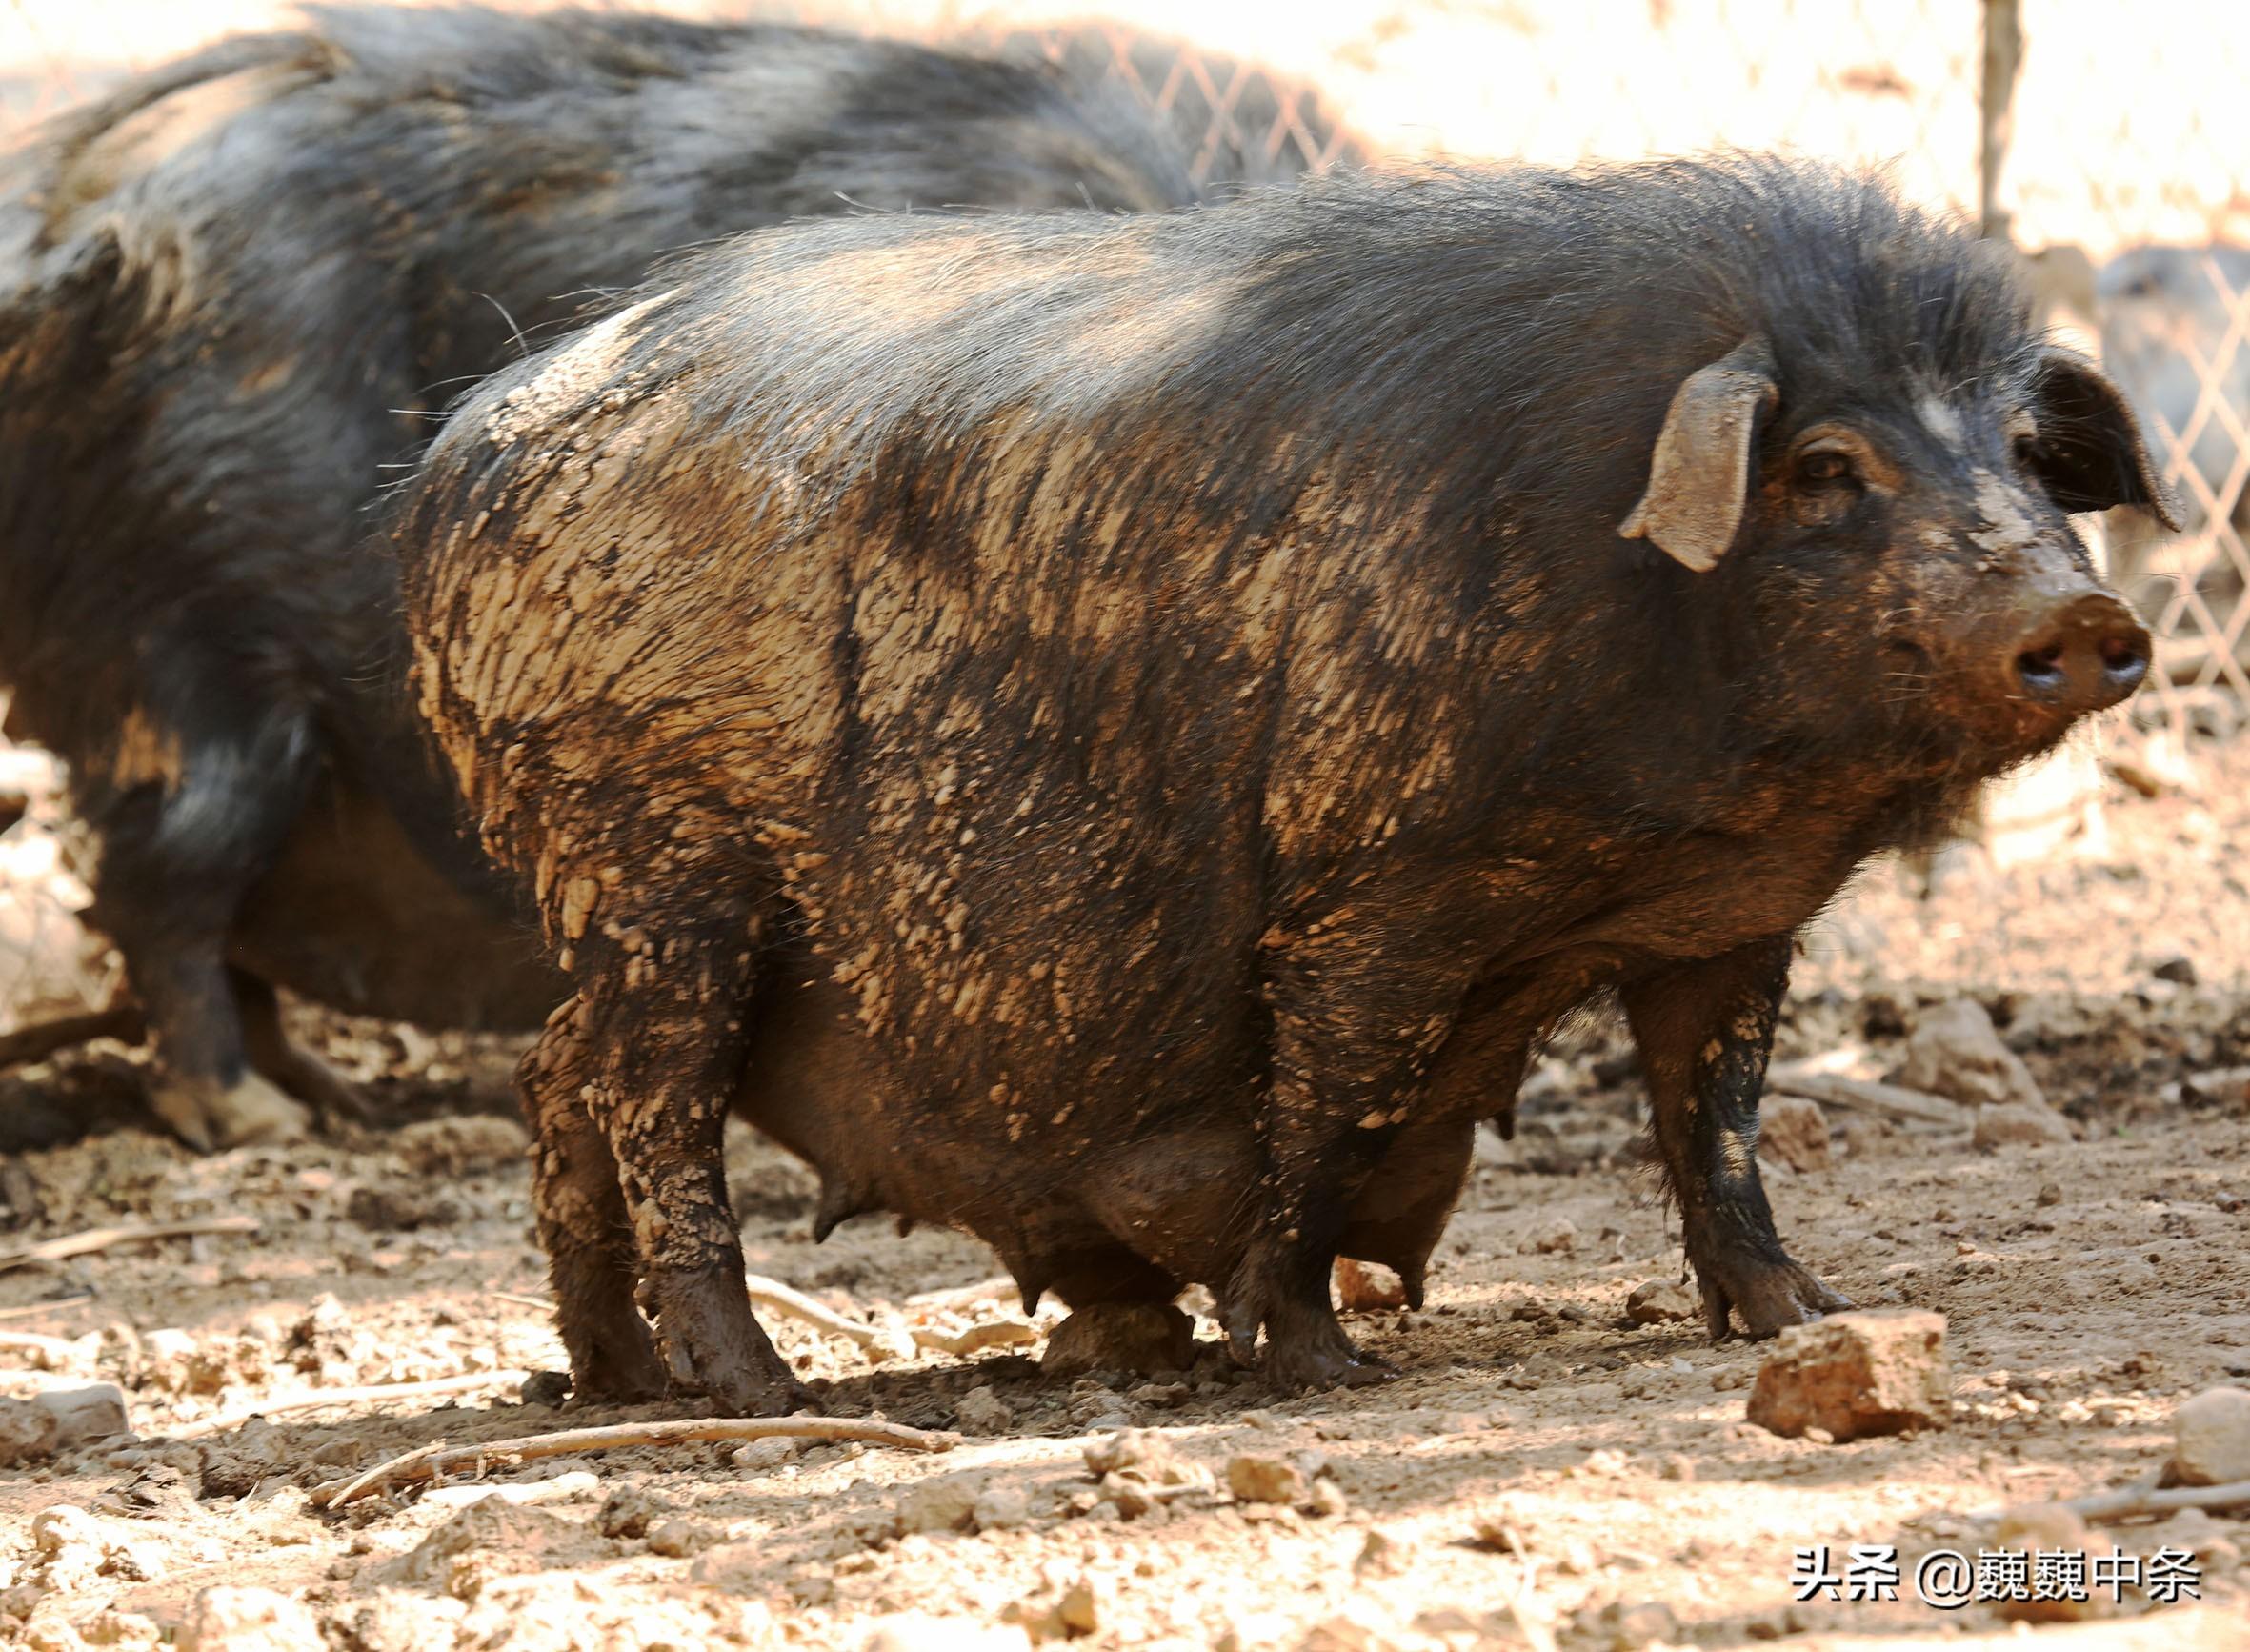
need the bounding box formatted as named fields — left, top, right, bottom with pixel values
left=2016, top=644, right=2066, bottom=694
left=2099, top=633, right=2149, bottom=686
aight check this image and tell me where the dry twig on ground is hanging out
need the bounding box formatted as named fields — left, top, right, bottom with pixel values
left=2063, top=1478, right=2250, bottom=1522
left=0, top=1216, right=259, bottom=1274
left=311, top=1413, right=957, bottom=1508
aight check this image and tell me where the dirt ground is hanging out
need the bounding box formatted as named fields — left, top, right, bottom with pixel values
left=0, top=723, right=2245, bottom=1651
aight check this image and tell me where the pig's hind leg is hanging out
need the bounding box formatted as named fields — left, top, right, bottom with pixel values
left=518, top=994, right=669, bottom=1402
left=1621, top=936, right=1852, bottom=1340
left=560, top=896, right=810, bottom=1416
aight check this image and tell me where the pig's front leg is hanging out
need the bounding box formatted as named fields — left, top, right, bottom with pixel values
left=1620, top=936, right=1851, bottom=1340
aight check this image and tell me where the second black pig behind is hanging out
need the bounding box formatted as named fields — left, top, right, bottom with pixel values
left=0, top=3, right=1206, bottom=1149
left=397, top=156, right=2175, bottom=1410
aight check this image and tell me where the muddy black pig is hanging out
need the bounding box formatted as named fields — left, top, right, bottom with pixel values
left=0, top=3, right=1205, bottom=1149
left=395, top=156, right=2176, bottom=1410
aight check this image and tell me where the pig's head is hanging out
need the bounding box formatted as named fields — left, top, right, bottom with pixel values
left=1619, top=300, right=2178, bottom=782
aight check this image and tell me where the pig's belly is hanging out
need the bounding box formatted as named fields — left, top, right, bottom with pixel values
left=729, top=972, right=1476, bottom=1305
left=229, top=774, right=567, bottom=1032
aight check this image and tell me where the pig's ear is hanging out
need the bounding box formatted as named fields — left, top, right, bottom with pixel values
left=1618, top=335, right=1779, bottom=573
left=2025, top=348, right=2183, bottom=531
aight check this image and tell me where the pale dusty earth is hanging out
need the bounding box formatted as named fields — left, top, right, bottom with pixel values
left=1, top=725, right=2247, bottom=1652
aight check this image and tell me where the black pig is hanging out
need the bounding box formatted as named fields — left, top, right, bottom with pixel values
left=0, top=3, right=1203, bottom=1147
left=396, top=157, right=2175, bottom=1409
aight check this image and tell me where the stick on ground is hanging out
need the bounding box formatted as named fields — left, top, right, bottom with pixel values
left=311, top=1413, right=957, bottom=1508
left=1765, top=1067, right=1966, bottom=1127
left=2062, top=1478, right=2250, bottom=1522
left=0, top=1216, right=260, bottom=1274
left=0, top=1001, right=145, bottom=1072
left=745, top=1273, right=884, bottom=1345
left=169, top=1369, right=532, bottom=1440
left=0, top=1297, right=92, bottom=1322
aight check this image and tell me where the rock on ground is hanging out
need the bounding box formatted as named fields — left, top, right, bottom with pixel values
left=175, top=1587, right=325, bottom=1652
left=2167, top=1386, right=2250, bottom=1487
left=1333, top=1258, right=1408, bottom=1311
left=30, top=1380, right=131, bottom=1448
left=1991, top=1502, right=2101, bottom=1622
left=1040, top=1302, right=1195, bottom=1379
left=1973, top=1100, right=2075, bottom=1148
left=0, top=1397, right=60, bottom=1465
left=1894, top=998, right=2047, bottom=1109
left=1758, top=1093, right=1831, bottom=1172
left=1746, top=1309, right=1951, bottom=1441
left=954, top=1384, right=1014, bottom=1437
left=1624, top=1280, right=1698, bottom=1324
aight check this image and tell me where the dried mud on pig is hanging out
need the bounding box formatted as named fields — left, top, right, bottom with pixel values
left=395, top=155, right=2176, bottom=1414
left=0, top=1, right=1211, bottom=1155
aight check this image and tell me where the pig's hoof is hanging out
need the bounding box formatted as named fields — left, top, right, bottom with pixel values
left=655, top=1265, right=811, bottom=1416
left=1698, top=1255, right=1852, bottom=1341
left=1256, top=1295, right=1396, bottom=1393
left=150, top=1072, right=311, bottom=1152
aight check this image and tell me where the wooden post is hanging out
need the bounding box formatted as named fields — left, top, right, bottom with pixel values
left=1979, top=0, right=2024, bottom=241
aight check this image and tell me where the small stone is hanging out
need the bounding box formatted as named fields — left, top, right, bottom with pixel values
left=895, top=1477, right=979, bottom=1536
left=78, top=1609, right=161, bottom=1649
left=1333, top=1259, right=1407, bottom=1312
left=2167, top=1386, right=2250, bottom=1487
left=1894, top=998, right=2045, bottom=1109
left=31, top=1382, right=131, bottom=1448
left=1081, top=1428, right=1179, bottom=1480
left=1991, top=1503, right=2099, bottom=1622
left=1041, top=1303, right=1195, bottom=1380
left=1745, top=1309, right=1951, bottom=1440
left=1529, top=1218, right=1577, bottom=1255
left=0, top=1399, right=60, bottom=1466
left=1355, top=1528, right=1411, bottom=1578
left=175, top=1586, right=325, bottom=1652
left=1066, top=1384, right=1130, bottom=1427
left=2036, top=1182, right=2064, bottom=1207
left=1625, top=1279, right=1698, bottom=1325
left=1306, top=1478, right=1349, bottom=1518
left=2147, top=951, right=2199, bottom=986
left=1974, top=1101, right=2073, bottom=1149
left=1582, top=1600, right=1680, bottom=1651
left=954, top=1385, right=1014, bottom=1437
left=972, top=1482, right=1032, bottom=1532
left=1658, top=1454, right=1696, bottom=1481
left=1226, top=1453, right=1306, bottom=1504
left=1055, top=1579, right=1103, bottom=1637
left=644, top=1517, right=715, bottom=1558
left=1758, top=1093, right=1830, bottom=1172
left=732, top=1436, right=804, bottom=1472
left=517, top=1370, right=571, bottom=1408
left=594, top=1487, right=669, bottom=1540
left=862, top=1614, right=1027, bottom=1652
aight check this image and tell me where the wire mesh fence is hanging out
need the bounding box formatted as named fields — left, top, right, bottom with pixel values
left=1, top=0, right=2245, bottom=1019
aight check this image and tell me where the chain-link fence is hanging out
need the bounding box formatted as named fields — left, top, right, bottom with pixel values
left=2, top=0, right=2245, bottom=1020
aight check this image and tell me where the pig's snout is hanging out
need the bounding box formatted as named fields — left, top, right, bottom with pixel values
left=2010, top=590, right=2150, bottom=715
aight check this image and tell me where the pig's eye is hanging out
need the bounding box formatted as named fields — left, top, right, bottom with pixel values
left=1797, top=449, right=1858, bottom=488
